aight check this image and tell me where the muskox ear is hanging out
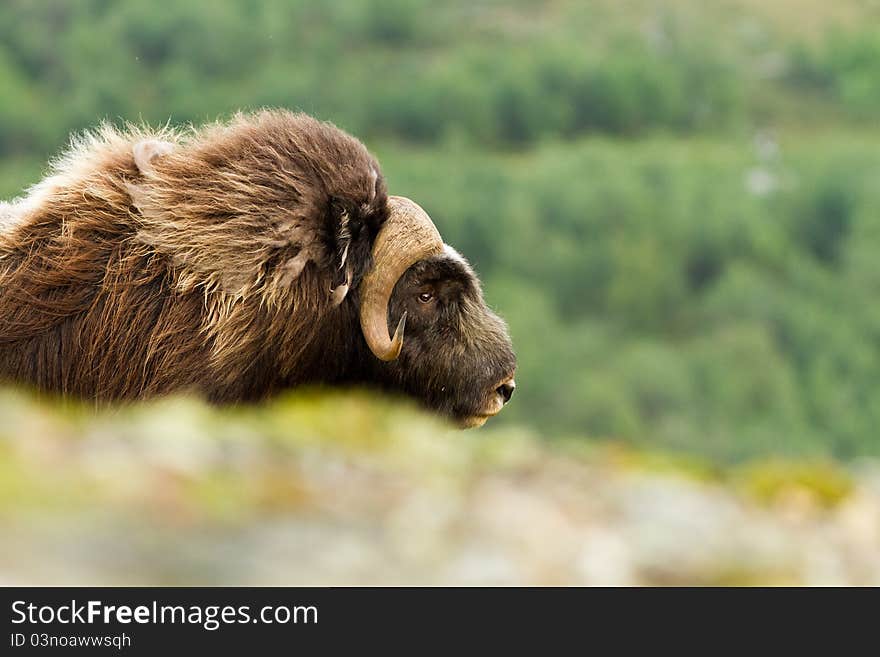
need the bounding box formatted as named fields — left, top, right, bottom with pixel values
left=133, top=139, right=174, bottom=175
left=329, top=264, right=352, bottom=307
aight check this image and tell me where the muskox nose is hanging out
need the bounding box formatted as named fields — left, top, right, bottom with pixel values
left=496, top=378, right=516, bottom=404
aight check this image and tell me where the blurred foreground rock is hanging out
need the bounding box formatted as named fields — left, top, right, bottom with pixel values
left=1, top=389, right=878, bottom=585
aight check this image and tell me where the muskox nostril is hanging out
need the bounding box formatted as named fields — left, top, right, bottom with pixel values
left=496, top=379, right=515, bottom=404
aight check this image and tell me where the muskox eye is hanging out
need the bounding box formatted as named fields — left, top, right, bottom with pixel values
left=418, top=292, right=434, bottom=304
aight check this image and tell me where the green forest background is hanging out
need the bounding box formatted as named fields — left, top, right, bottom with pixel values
left=1, top=0, right=879, bottom=463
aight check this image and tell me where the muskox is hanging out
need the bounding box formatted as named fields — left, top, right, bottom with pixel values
left=0, top=110, right=516, bottom=426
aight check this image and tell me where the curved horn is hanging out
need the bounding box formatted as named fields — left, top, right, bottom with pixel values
left=359, top=196, right=443, bottom=361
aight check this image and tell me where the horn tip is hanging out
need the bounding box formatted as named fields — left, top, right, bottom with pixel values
left=383, top=311, right=407, bottom=361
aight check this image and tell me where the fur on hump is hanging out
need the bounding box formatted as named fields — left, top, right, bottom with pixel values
left=126, top=110, right=387, bottom=302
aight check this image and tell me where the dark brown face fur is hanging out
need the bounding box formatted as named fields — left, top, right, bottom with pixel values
left=374, top=247, right=516, bottom=427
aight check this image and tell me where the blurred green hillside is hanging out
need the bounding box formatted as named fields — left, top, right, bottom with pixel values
left=2, top=0, right=880, bottom=461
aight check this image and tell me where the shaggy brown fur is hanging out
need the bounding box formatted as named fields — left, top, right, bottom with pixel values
left=0, top=110, right=516, bottom=422
left=0, top=110, right=388, bottom=401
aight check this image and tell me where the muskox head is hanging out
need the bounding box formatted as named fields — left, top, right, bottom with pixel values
left=357, top=197, right=516, bottom=428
